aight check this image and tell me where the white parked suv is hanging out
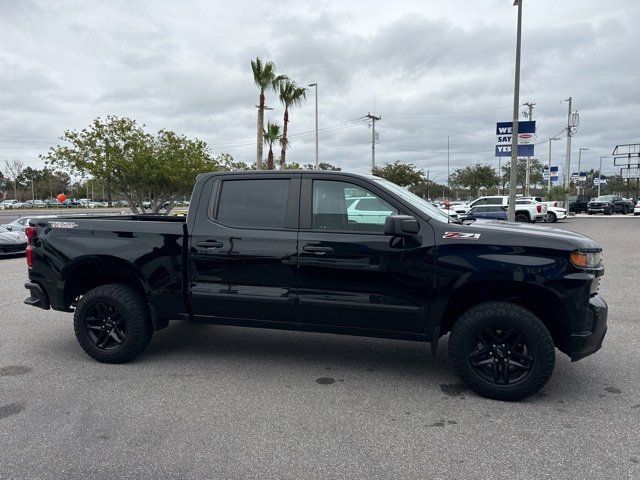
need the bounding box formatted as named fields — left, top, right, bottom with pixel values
left=0, top=199, right=20, bottom=209
left=454, top=196, right=546, bottom=223
left=634, top=200, right=640, bottom=216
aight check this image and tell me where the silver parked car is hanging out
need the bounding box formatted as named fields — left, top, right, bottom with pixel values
left=0, top=226, right=27, bottom=256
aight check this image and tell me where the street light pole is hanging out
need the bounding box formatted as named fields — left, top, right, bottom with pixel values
left=508, top=0, right=523, bottom=222
left=547, top=137, right=560, bottom=196
left=308, top=83, right=319, bottom=169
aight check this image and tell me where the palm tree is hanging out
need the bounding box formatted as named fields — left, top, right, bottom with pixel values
left=263, top=121, right=281, bottom=170
left=251, top=58, right=287, bottom=170
left=278, top=80, right=307, bottom=168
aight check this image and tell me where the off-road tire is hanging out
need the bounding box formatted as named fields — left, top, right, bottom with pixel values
left=74, top=284, right=152, bottom=363
left=449, top=302, right=555, bottom=401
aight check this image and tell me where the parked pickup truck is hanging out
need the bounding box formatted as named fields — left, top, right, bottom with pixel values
left=23, top=171, right=608, bottom=400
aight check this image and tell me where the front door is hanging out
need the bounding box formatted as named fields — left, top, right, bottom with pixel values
left=189, top=174, right=300, bottom=322
left=296, top=176, right=435, bottom=334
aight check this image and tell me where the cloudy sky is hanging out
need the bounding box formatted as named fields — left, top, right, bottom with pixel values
left=1, top=0, right=639, bottom=183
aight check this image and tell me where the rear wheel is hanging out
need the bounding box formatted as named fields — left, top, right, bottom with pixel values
left=514, top=213, right=529, bottom=223
left=74, top=284, right=152, bottom=363
left=448, top=302, right=555, bottom=401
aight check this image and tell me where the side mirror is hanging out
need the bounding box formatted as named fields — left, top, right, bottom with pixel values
left=384, top=215, right=420, bottom=236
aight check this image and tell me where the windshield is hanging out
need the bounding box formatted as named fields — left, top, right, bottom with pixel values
left=372, top=177, right=453, bottom=223
left=595, top=195, right=615, bottom=201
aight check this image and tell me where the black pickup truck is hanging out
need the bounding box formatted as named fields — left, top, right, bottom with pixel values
left=23, top=171, right=608, bottom=400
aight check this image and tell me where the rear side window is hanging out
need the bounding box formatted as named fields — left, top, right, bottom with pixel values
left=216, top=179, right=290, bottom=229
left=485, top=197, right=504, bottom=205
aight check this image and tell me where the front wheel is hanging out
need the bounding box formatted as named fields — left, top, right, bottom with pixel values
left=74, top=284, right=153, bottom=363
left=448, top=302, right=555, bottom=401
left=546, top=212, right=557, bottom=223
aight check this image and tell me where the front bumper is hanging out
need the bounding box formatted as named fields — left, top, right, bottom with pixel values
left=24, top=281, right=51, bottom=310
left=569, top=294, right=607, bottom=361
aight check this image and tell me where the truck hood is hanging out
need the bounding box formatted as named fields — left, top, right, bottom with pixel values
left=441, top=220, right=600, bottom=251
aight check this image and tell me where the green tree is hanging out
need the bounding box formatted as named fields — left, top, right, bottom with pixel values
left=263, top=121, right=281, bottom=170
left=372, top=160, right=426, bottom=187
left=501, top=159, right=544, bottom=194
left=42, top=116, right=222, bottom=214
left=278, top=79, right=307, bottom=168
left=301, top=162, right=341, bottom=171
left=451, top=163, right=499, bottom=197
left=410, top=180, right=450, bottom=200
left=251, top=58, right=287, bottom=170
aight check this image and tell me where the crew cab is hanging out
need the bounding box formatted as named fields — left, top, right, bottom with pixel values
left=454, top=195, right=545, bottom=223
left=23, top=171, right=608, bottom=401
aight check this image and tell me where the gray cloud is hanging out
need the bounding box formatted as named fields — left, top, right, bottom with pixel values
left=0, top=0, right=638, bottom=181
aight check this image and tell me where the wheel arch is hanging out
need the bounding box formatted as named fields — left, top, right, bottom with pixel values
left=61, top=256, right=161, bottom=329
left=439, top=280, right=570, bottom=350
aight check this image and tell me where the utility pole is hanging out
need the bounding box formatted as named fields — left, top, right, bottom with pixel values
left=508, top=0, right=523, bottom=222
left=564, top=97, right=573, bottom=190
left=366, top=113, right=381, bottom=173
left=426, top=170, right=430, bottom=200
left=547, top=137, right=560, bottom=195
left=308, top=83, right=319, bottom=169
left=31, top=175, right=35, bottom=202
left=522, top=101, right=535, bottom=197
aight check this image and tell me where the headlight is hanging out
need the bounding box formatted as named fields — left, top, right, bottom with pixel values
left=570, top=251, right=602, bottom=269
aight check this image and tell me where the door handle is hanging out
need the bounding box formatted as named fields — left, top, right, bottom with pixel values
left=303, top=244, right=334, bottom=254
left=196, top=240, right=223, bottom=249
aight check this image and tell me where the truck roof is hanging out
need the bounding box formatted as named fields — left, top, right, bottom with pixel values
left=198, top=170, right=376, bottom=180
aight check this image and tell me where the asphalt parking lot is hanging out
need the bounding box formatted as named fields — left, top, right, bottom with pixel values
left=0, top=217, right=638, bottom=479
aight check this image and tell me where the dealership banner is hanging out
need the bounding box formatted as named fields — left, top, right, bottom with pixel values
left=543, top=166, right=559, bottom=184
left=495, top=121, right=536, bottom=157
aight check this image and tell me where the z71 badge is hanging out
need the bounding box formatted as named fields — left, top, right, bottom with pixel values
left=443, top=231, right=481, bottom=240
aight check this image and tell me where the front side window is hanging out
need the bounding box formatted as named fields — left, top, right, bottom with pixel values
left=312, top=180, right=397, bottom=233
left=216, top=179, right=290, bottom=229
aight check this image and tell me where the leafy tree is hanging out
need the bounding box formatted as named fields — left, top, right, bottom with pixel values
left=278, top=79, right=307, bottom=168
left=501, top=159, right=544, bottom=194
left=449, top=163, right=499, bottom=197
left=43, top=116, right=223, bottom=214
left=263, top=121, right=281, bottom=170
left=251, top=58, right=287, bottom=170
left=410, top=180, right=450, bottom=200
left=372, top=160, right=426, bottom=187
left=301, top=162, right=341, bottom=171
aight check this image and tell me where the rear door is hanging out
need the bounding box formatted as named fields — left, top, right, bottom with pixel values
left=296, top=175, right=435, bottom=334
left=189, top=173, right=300, bottom=322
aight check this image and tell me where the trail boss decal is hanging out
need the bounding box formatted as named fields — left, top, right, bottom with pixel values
left=443, top=231, right=481, bottom=240
left=50, top=221, right=78, bottom=229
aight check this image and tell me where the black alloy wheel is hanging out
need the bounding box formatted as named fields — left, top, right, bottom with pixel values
left=466, top=326, right=534, bottom=386
left=74, top=284, right=152, bottom=363
left=84, top=300, right=127, bottom=351
left=448, top=302, right=555, bottom=401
